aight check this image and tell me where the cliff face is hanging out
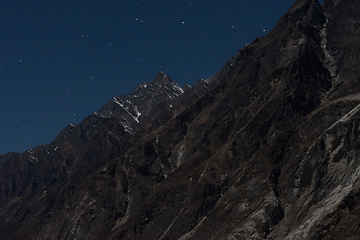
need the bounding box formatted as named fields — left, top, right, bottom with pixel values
left=1, top=0, right=360, bottom=239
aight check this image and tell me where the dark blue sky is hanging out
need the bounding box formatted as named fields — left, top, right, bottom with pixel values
left=1, top=0, right=303, bottom=154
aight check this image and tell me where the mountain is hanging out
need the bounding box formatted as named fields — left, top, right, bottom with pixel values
left=97, top=72, right=184, bottom=132
left=1, top=0, right=360, bottom=239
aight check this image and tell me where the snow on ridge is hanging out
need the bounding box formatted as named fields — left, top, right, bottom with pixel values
left=113, top=97, right=141, bottom=124
left=94, top=111, right=109, bottom=119
left=29, top=155, right=39, bottom=163
left=171, top=82, right=184, bottom=94
left=113, top=97, right=124, bottom=107
left=125, top=99, right=141, bottom=123
left=134, top=105, right=141, bottom=120
left=105, top=76, right=187, bottom=131
left=27, top=148, right=39, bottom=163
left=120, top=116, right=133, bottom=133
left=166, top=92, right=174, bottom=99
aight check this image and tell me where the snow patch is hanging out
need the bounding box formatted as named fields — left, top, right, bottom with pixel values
left=172, top=82, right=184, bottom=94
left=27, top=149, right=39, bottom=163
left=120, top=117, right=133, bottom=133
left=113, top=97, right=141, bottom=124
left=113, top=97, right=124, bottom=107
left=29, top=155, right=38, bottom=163
left=133, top=105, right=141, bottom=121
left=166, top=92, right=174, bottom=99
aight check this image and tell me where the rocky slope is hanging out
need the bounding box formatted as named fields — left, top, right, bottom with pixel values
left=1, top=0, right=360, bottom=239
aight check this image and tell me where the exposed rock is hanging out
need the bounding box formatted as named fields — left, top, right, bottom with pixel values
left=1, top=0, right=360, bottom=239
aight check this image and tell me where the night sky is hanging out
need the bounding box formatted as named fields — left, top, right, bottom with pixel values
left=1, top=0, right=308, bottom=154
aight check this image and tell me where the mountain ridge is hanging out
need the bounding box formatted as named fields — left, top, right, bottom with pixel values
left=2, top=0, right=360, bottom=239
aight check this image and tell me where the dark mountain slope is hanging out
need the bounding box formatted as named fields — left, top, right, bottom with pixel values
left=2, top=0, right=360, bottom=239
left=106, top=0, right=336, bottom=239
left=0, top=73, right=191, bottom=239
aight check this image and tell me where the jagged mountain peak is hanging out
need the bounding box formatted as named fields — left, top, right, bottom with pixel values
left=134, top=72, right=184, bottom=96
left=96, top=72, right=185, bottom=133
left=152, top=71, right=173, bottom=84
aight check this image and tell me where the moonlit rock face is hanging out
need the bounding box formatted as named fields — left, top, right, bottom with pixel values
left=3, top=1, right=360, bottom=240
left=97, top=72, right=186, bottom=133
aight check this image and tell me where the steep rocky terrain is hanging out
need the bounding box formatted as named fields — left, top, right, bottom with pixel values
left=1, top=0, right=360, bottom=239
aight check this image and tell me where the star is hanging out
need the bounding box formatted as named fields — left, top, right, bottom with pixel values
left=1, top=0, right=298, bottom=154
